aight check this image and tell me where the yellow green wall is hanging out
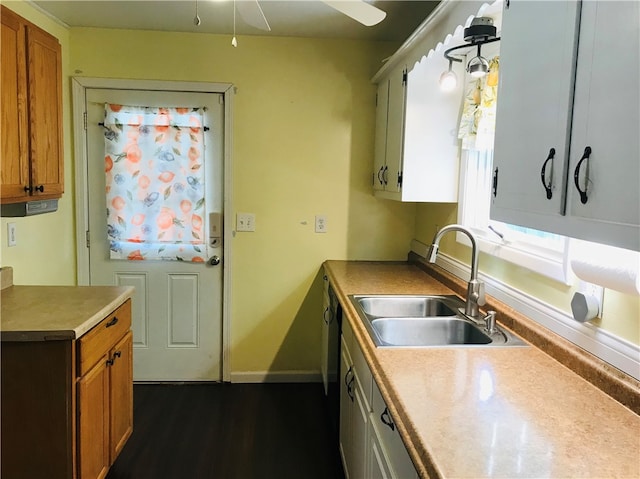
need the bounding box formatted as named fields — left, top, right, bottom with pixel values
left=0, top=1, right=76, bottom=285
left=415, top=203, right=640, bottom=345
left=1, top=0, right=416, bottom=376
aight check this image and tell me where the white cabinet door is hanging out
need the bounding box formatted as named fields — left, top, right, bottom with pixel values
left=384, top=65, right=407, bottom=194
left=566, top=1, right=639, bottom=250
left=492, top=0, right=640, bottom=251
left=492, top=0, right=580, bottom=222
left=374, top=80, right=390, bottom=193
left=339, top=338, right=353, bottom=479
left=368, top=422, right=392, bottom=479
left=371, top=381, right=418, bottom=479
left=352, top=375, right=370, bottom=479
left=321, top=288, right=330, bottom=395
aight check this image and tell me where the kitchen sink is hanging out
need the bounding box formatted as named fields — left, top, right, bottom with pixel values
left=348, top=294, right=527, bottom=348
left=371, top=317, right=492, bottom=347
left=355, top=295, right=460, bottom=318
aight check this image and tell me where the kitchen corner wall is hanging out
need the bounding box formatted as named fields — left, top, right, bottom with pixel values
left=1, top=1, right=417, bottom=378
left=414, top=203, right=640, bottom=346
left=0, top=1, right=76, bottom=286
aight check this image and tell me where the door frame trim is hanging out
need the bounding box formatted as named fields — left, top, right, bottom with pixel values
left=71, top=77, right=234, bottom=382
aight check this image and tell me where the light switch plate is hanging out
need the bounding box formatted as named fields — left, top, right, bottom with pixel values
left=7, top=223, right=16, bottom=247
left=315, top=215, right=327, bottom=233
left=236, top=213, right=255, bottom=232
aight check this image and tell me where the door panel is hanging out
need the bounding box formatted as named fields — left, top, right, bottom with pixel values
left=86, top=88, right=223, bottom=381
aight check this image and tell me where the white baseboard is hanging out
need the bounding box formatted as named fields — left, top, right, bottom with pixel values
left=230, top=370, right=322, bottom=383
left=411, top=239, right=640, bottom=380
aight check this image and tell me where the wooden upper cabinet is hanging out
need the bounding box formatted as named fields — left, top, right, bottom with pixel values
left=0, top=5, right=63, bottom=204
left=1, top=7, right=30, bottom=201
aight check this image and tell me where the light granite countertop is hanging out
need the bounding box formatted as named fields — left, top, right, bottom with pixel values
left=324, top=260, right=640, bottom=479
left=1, top=285, right=134, bottom=341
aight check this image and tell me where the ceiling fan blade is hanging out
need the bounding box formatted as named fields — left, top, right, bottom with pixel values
left=322, top=1, right=386, bottom=27
left=236, top=0, right=271, bottom=31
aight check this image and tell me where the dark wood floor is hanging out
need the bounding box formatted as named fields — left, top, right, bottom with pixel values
left=106, top=383, right=345, bottom=479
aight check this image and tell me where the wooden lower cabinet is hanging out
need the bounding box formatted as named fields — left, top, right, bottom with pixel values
left=78, top=354, right=111, bottom=479
left=0, top=299, right=133, bottom=479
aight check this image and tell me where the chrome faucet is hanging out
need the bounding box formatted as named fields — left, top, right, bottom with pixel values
left=427, top=224, right=486, bottom=319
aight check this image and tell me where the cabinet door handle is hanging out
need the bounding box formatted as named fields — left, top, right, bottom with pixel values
left=382, top=166, right=388, bottom=185
left=106, top=317, right=119, bottom=328
left=492, top=167, right=499, bottom=197
left=344, top=366, right=353, bottom=387
left=323, top=307, right=332, bottom=325
left=380, top=406, right=395, bottom=431
left=347, top=375, right=355, bottom=402
left=377, top=166, right=384, bottom=185
left=573, top=146, right=592, bottom=204
left=540, top=147, right=555, bottom=200
left=24, top=185, right=33, bottom=193
left=106, top=358, right=115, bottom=366
left=113, top=350, right=122, bottom=359
left=34, top=185, right=44, bottom=193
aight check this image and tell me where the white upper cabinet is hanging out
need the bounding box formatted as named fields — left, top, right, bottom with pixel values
left=372, top=41, right=463, bottom=202
left=373, top=65, right=407, bottom=196
left=491, top=0, right=639, bottom=251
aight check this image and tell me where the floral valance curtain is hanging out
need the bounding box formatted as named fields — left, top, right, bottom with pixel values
left=458, top=56, right=500, bottom=151
left=104, top=104, right=207, bottom=262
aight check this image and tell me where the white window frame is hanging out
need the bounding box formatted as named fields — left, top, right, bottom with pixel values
left=457, top=149, right=573, bottom=285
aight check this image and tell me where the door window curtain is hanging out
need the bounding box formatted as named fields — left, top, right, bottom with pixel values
left=103, top=103, right=207, bottom=262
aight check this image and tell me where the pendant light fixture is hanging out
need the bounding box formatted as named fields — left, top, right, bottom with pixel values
left=232, top=0, right=238, bottom=47
left=193, top=0, right=201, bottom=26
left=439, top=17, right=500, bottom=91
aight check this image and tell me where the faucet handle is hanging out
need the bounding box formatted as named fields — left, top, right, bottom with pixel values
left=477, top=281, right=486, bottom=306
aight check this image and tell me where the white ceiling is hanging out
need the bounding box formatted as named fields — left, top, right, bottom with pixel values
left=25, top=0, right=440, bottom=42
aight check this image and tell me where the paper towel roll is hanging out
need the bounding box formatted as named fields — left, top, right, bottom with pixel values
left=570, top=243, right=640, bottom=295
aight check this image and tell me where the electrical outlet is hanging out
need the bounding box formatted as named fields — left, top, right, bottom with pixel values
left=7, top=223, right=16, bottom=247
left=236, top=213, right=255, bottom=232
left=315, top=215, right=327, bottom=233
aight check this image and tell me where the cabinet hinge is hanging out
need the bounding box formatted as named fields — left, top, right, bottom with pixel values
left=397, top=171, right=403, bottom=188
left=83, top=111, right=87, bottom=130
left=375, top=92, right=378, bottom=107
left=505, top=0, right=510, bottom=9
left=85, top=230, right=90, bottom=248
left=402, top=69, right=408, bottom=86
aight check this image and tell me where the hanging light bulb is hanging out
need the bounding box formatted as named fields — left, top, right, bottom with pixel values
left=231, top=0, right=238, bottom=47
left=193, top=0, right=201, bottom=26
left=467, top=44, right=489, bottom=78
left=439, top=60, right=458, bottom=92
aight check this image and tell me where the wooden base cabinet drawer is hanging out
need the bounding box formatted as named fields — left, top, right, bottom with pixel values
left=78, top=300, right=131, bottom=376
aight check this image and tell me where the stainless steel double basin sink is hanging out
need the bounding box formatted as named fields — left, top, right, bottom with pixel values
left=349, top=294, right=527, bottom=348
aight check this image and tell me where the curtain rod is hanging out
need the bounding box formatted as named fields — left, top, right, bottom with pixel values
left=98, top=122, right=209, bottom=131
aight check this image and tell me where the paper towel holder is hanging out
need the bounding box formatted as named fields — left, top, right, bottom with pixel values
left=571, top=291, right=600, bottom=322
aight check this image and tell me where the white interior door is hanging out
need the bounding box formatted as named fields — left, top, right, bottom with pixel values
left=85, top=88, right=224, bottom=381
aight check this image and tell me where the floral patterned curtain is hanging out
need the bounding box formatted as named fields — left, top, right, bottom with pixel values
left=104, top=104, right=207, bottom=262
left=458, top=56, right=500, bottom=151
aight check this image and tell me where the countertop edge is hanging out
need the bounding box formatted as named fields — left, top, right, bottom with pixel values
left=72, top=287, right=134, bottom=338
left=1, top=286, right=134, bottom=341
